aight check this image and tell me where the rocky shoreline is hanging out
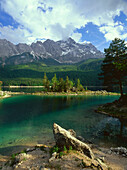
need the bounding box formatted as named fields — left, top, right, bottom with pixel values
left=96, top=95, right=127, bottom=120
left=0, top=90, right=120, bottom=98
left=1, top=123, right=127, bottom=170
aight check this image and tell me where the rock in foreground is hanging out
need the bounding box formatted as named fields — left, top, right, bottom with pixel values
left=53, top=123, right=94, bottom=159
left=1, top=124, right=110, bottom=170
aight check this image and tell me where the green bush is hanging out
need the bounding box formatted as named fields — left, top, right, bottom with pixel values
left=64, top=146, right=67, bottom=151
left=69, top=146, right=73, bottom=150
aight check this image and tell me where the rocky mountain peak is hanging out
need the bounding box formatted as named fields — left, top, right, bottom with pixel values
left=66, top=37, right=76, bottom=44
left=31, top=41, right=46, bottom=55
left=16, top=43, right=32, bottom=54
left=0, top=38, right=104, bottom=65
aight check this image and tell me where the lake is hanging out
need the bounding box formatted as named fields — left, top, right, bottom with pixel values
left=0, top=94, right=127, bottom=155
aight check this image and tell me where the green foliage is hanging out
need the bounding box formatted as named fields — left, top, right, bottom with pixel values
left=58, top=78, right=65, bottom=92
left=59, top=152, right=65, bottom=158
left=42, top=73, right=50, bottom=91
left=64, top=76, right=74, bottom=92
left=77, top=58, right=103, bottom=71
left=11, top=154, right=16, bottom=159
left=50, top=146, right=59, bottom=154
left=64, top=146, right=67, bottom=151
left=99, top=38, right=127, bottom=96
left=69, top=146, right=73, bottom=150
left=51, top=74, right=58, bottom=92
left=0, top=58, right=106, bottom=86
left=76, top=79, right=84, bottom=91
left=23, top=158, right=27, bottom=161
left=65, top=76, right=69, bottom=92
left=50, top=145, right=74, bottom=159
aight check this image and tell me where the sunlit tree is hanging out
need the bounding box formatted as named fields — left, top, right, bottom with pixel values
left=51, top=74, right=58, bottom=92
left=42, top=73, right=50, bottom=91
left=99, top=38, right=127, bottom=96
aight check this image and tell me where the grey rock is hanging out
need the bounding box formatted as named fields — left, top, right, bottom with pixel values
left=43, top=39, right=62, bottom=58
left=53, top=123, right=94, bottom=159
left=68, top=129, right=76, bottom=137
left=16, top=43, right=32, bottom=54
left=31, top=41, right=46, bottom=56
left=49, top=152, right=57, bottom=162
left=77, top=136, right=93, bottom=145
left=110, top=147, right=127, bottom=157
left=0, top=39, right=18, bottom=58
left=26, top=147, right=35, bottom=152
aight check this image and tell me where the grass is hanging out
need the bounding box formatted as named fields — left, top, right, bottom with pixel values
left=50, top=145, right=74, bottom=158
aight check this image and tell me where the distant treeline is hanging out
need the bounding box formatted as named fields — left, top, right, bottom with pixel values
left=0, top=67, right=102, bottom=86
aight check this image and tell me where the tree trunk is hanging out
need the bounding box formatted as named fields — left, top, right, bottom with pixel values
left=119, top=80, right=123, bottom=97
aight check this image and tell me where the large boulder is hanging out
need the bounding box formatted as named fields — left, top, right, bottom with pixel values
left=53, top=123, right=94, bottom=159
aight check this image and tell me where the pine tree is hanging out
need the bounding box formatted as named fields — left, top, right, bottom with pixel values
left=43, top=73, right=47, bottom=86
left=64, top=76, right=74, bottom=92
left=42, top=73, right=50, bottom=91
left=51, top=74, right=58, bottom=92
left=65, top=76, right=69, bottom=92
left=99, top=38, right=127, bottom=96
left=76, top=78, right=84, bottom=91
left=58, top=78, right=65, bottom=92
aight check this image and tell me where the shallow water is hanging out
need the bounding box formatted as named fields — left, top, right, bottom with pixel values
left=0, top=95, right=127, bottom=155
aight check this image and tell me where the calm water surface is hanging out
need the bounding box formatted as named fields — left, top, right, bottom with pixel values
left=0, top=95, right=127, bottom=155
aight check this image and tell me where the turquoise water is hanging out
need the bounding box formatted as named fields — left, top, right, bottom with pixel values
left=0, top=95, right=127, bottom=155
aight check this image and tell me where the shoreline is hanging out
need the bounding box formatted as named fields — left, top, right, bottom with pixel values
left=0, top=126, right=127, bottom=170
left=96, top=109, right=127, bottom=121
left=1, top=90, right=120, bottom=97
left=95, top=109, right=124, bottom=120
left=1, top=142, right=127, bottom=170
left=96, top=95, right=127, bottom=120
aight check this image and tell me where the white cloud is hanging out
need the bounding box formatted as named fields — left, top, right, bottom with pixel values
left=99, top=22, right=127, bottom=41
left=79, top=40, right=91, bottom=44
left=0, top=0, right=127, bottom=44
left=0, top=25, right=33, bottom=44
left=70, top=32, right=82, bottom=42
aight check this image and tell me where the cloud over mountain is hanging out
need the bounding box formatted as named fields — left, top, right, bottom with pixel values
left=0, top=0, right=127, bottom=50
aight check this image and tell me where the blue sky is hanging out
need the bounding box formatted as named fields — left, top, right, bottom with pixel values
left=0, top=0, right=127, bottom=51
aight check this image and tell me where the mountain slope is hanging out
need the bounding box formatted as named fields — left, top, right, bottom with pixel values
left=0, top=58, right=103, bottom=86
left=0, top=38, right=104, bottom=65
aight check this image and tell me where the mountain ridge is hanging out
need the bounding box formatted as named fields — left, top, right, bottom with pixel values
left=0, top=38, right=104, bottom=65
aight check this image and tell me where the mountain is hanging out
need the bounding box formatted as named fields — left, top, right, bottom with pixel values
left=0, top=38, right=104, bottom=65
left=0, top=39, right=18, bottom=58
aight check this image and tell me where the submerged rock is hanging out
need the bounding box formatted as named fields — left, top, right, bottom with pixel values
left=53, top=123, right=94, bottom=159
